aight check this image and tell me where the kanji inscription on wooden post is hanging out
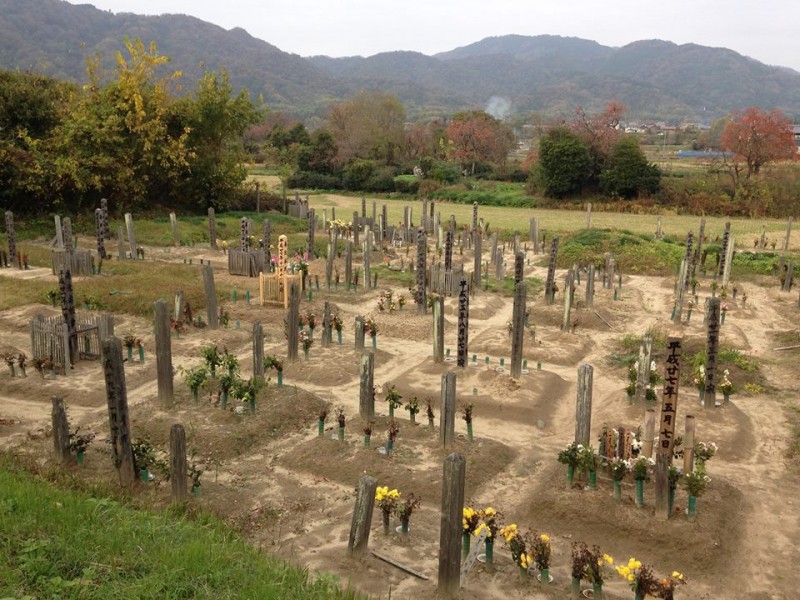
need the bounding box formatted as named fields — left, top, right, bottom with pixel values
left=658, top=336, right=682, bottom=455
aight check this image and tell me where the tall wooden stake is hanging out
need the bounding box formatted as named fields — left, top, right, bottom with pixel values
left=438, top=453, right=466, bottom=597
left=102, top=336, right=136, bottom=487
left=170, top=424, right=188, bottom=502
left=154, top=299, right=173, bottom=407
left=574, top=364, right=593, bottom=445
left=348, top=475, right=378, bottom=556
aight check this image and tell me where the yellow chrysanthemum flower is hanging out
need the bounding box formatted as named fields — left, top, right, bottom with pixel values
left=672, top=571, right=683, bottom=580
left=603, top=554, right=614, bottom=565
left=628, top=574, right=634, bottom=582
left=540, top=533, right=550, bottom=543
left=483, top=507, right=496, bottom=516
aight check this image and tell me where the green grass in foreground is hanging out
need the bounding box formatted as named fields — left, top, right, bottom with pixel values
left=0, top=468, right=365, bottom=600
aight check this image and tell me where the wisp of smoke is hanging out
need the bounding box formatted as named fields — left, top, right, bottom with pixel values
left=485, top=96, right=511, bottom=120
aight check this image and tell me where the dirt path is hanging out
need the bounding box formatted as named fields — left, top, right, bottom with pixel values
left=1, top=238, right=799, bottom=600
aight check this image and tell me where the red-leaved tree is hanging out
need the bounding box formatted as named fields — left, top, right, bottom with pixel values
left=721, top=107, right=796, bottom=179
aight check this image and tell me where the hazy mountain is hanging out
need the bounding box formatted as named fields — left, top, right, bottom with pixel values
left=3, top=1, right=800, bottom=122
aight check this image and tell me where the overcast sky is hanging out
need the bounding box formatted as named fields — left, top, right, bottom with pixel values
left=64, top=0, right=800, bottom=71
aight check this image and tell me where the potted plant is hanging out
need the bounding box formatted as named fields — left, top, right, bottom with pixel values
left=218, top=371, right=239, bottom=410
left=363, top=421, right=373, bottom=447
left=365, top=318, right=378, bottom=349
left=385, top=385, right=403, bottom=418
left=305, top=310, right=316, bottom=334
left=331, top=314, right=343, bottom=344
left=405, top=396, right=420, bottom=424
left=375, top=485, right=400, bottom=535
left=499, top=524, right=532, bottom=580
left=395, top=493, right=421, bottom=539
left=579, top=445, right=599, bottom=489
left=263, top=355, right=284, bottom=387
left=719, top=370, right=734, bottom=402
left=123, top=334, right=138, bottom=362
left=386, top=420, right=399, bottom=456
left=632, top=456, right=653, bottom=507
left=201, top=344, right=223, bottom=377
left=583, top=543, right=614, bottom=599
left=335, top=406, right=346, bottom=442
left=626, top=361, right=638, bottom=403
left=654, top=571, right=686, bottom=600
left=3, top=353, right=15, bottom=377
left=16, top=352, right=27, bottom=378
left=318, top=407, right=328, bottom=437
left=693, top=440, right=718, bottom=469
left=616, top=558, right=658, bottom=600
left=300, top=329, right=313, bottom=360
left=532, top=532, right=552, bottom=584
left=462, top=403, right=475, bottom=441
left=462, top=507, right=481, bottom=559
left=608, top=457, right=630, bottom=500
left=46, top=288, right=59, bottom=307
left=684, top=468, right=710, bottom=520
left=557, top=442, right=582, bottom=488
left=234, top=377, right=263, bottom=414
left=182, top=366, right=209, bottom=401
left=188, top=462, right=203, bottom=497
left=68, top=428, right=95, bottom=466
left=477, top=507, right=499, bottom=570
left=132, top=437, right=156, bottom=482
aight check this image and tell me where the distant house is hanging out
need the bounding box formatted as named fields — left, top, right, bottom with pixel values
left=792, top=125, right=800, bottom=148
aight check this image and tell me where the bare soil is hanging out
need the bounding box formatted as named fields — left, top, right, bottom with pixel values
left=1, top=237, right=799, bottom=600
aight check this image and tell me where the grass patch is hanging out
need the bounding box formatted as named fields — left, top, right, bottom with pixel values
left=0, top=467, right=365, bottom=600
left=430, top=181, right=534, bottom=208
left=559, top=229, right=684, bottom=276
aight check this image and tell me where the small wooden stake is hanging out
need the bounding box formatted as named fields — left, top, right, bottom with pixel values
left=170, top=423, right=188, bottom=502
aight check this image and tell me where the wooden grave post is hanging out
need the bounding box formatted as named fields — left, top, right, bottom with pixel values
left=59, top=269, right=78, bottom=366
left=202, top=264, right=219, bottom=329
left=253, top=321, right=264, bottom=380
left=322, top=302, right=332, bottom=348
left=490, top=232, right=498, bottom=265
left=456, top=277, right=469, bottom=367
left=783, top=216, right=793, bottom=252
left=170, top=423, right=188, bottom=502
left=154, top=299, right=173, bottom=407
left=472, top=231, right=482, bottom=288
left=51, top=396, right=71, bottom=463
left=716, top=222, right=731, bottom=281
left=287, top=283, right=300, bottom=360
left=585, top=202, right=592, bottom=229
left=444, top=229, right=453, bottom=272
left=642, top=408, right=657, bottom=458
left=62, top=217, right=74, bottom=253
left=437, top=453, right=466, bottom=597
left=54, top=215, right=64, bottom=250
left=308, top=208, right=316, bottom=258
left=102, top=336, right=136, bottom=487
left=472, top=201, right=478, bottom=234
left=704, top=298, right=721, bottom=409
left=116, top=225, right=126, bottom=259
left=348, top=475, right=378, bottom=556
left=416, top=232, right=427, bottom=314
left=363, top=228, right=371, bottom=285
left=124, top=213, right=137, bottom=259
left=692, top=218, right=706, bottom=277
left=544, top=236, right=559, bottom=304
left=345, top=241, right=353, bottom=290
left=353, top=211, right=360, bottom=247
left=494, top=248, right=503, bottom=279
left=263, top=219, right=272, bottom=266
left=433, top=295, right=445, bottom=363
left=586, top=264, right=595, bottom=307
left=354, top=316, right=365, bottom=351
left=561, top=270, right=574, bottom=331
left=510, top=280, right=526, bottom=378
left=359, top=352, right=375, bottom=420
left=574, top=364, right=593, bottom=445
left=95, top=209, right=107, bottom=259
left=440, top=371, right=456, bottom=447
left=656, top=336, right=683, bottom=519
left=783, top=262, right=795, bottom=292
left=722, top=231, right=735, bottom=288
left=325, top=241, right=334, bottom=288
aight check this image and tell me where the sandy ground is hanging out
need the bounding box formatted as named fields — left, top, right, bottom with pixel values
left=1, top=235, right=799, bottom=600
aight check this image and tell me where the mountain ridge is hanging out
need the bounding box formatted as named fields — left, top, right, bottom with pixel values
left=2, top=0, right=800, bottom=122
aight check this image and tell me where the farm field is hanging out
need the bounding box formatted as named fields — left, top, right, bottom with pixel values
left=1, top=198, right=799, bottom=600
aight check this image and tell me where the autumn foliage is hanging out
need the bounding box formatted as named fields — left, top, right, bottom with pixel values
left=721, top=107, right=796, bottom=178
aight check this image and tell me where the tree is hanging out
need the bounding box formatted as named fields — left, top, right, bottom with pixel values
left=537, top=127, right=591, bottom=198
left=599, top=137, right=661, bottom=199
left=721, top=107, right=796, bottom=179
left=328, top=91, right=405, bottom=165
left=445, top=110, right=515, bottom=174
left=569, top=101, right=626, bottom=184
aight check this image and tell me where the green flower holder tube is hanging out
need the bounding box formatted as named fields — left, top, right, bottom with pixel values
left=462, top=532, right=470, bottom=560
left=318, top=419, right=324, bottom=437
left=614, top=480, right=622, bottom=500
left=589, top=470, right=597, bottom=490
left=277, top=371, right=283, bottom=387
left=363, top=435, right=370, bottom=447
left=688, top=495, right=697, bottom=520
left=338, top=426, right=344, bottom=442
left=567, top=465, right=575, bottom=488
left=635, top=479, right=644, bottom=507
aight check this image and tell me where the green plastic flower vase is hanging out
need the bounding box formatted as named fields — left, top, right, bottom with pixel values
left=635, top=479, right=644, bottom=507
left=688, top=495, right=697, bottom=520
left=338, top=426, right=344, bottom=442
left=567, top=465, right=575, bottom=488
left=363, top=435, right=370, bottom=447
left=462, top=532, right=470, bottom=560
left=589, top=470, right=597, bottom=489
left=192, top=485, right=201, bottom=498
left=593, top=581, right=604, bottom=599
left=613, top=480, right=622, bottom=500
left=76, top=451, right=85, bottom=466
